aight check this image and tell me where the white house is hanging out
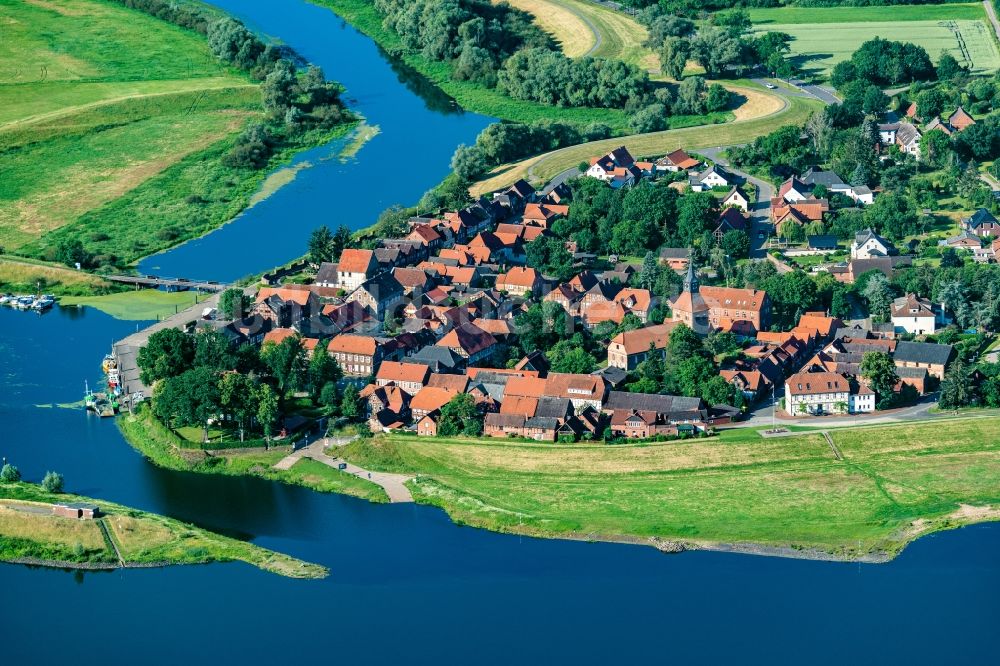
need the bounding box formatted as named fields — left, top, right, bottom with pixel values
left=851, top=228, right=896, bottom=259
left=891, top=293, right=945, bottom=335
left=335, top=249, right=378, bottom=291
left=785, top=371, right=875, bottom=416
left=689, top=164, right=732, bottom=192
left=586, top=146, right=635, bottom=182
left=894, top=122, right=922, bottom=159
left=722, top=186, right=750, bottom=211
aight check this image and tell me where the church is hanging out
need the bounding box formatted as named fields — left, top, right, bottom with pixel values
left=671, top=262, right=770, bottom=335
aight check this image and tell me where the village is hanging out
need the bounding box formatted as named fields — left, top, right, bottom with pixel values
left=113, top=126, right=987, bottom=446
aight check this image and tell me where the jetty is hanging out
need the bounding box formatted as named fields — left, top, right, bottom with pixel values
left=105, top=275, right=230, bottom=292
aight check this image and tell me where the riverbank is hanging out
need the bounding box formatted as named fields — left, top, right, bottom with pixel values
left=0, top=481, right=326, bottom=578
left=310, top=0, right=732, bottom=133
left=117, top=407, right=389, bottom=503
left=336, top=416, right=1000, bottom=562
left=2, top=0, right=358, bottom=272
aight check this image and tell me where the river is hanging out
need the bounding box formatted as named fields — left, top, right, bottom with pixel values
left=2, top=1, right=999, bottom=663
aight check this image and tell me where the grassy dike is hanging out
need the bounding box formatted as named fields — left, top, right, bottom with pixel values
left=117, top=406, right=388, bottom=503
left=0, top=482, right=326, bottom=578
left=338, top=417, right=1000, bottom=561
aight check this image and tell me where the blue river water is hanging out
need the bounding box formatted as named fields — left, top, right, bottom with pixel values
left=137, top=0, right=493, bottom=282
left=2, top=1, right=998, bottom=663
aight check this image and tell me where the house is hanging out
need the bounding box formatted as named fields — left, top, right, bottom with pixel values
left=851, top=228, right=896, bottom=259
left=410, top=386, right=458, bottom=420
left=581, top=287, right=655, bottom=327
left=941, top=230, right=982, bottom=250
left=831, top=256, right=912, bottom=284
left=327, top=335, right=383, bottom=376
left=778, top=176, right=811, bottom=203
left=688, top=164, right=733, bottom=191
left=784, top=371, right=873, bottom=415
left=656, top=148, right=700, bottom=172
left=603, top=392, right=708, bottom=437
left=658, top=247, right=692, bottom=271
left=495, top=266, right=542, bottom=297
left=799, top=168, right=875, bottom=205
left=894, top=122, right=922, bottom=158
left=365, top=383, right=411, bottom=431
left=587, top=146, right=635, bottom=178
left=252, top=287, right=319, bottom=328
left=436, top=322, right=498, bottom=364
left=891, top=294, right=944, bottom=335
left=417, top=413, right=439, bottom=436
left=522, top=203, right=569, bottom=228
left=314, top=261, right=339, bottom=288
left=409, top=346, right=466, bottom=373
left=586, top=147, right=643, bottom=187
left=375, top=361, right=430, bottom=395
left=961, top=209, right=1000, bottom=238
left=722, top=186, right=750, bottom=211
left=407, top=223, right=444, bottom=252
left=607, top=322, right=678, bottom=370
left=893, top=341, right=953, bottom=379
left=542, top=373, right=608, bottom=411
left=719, top=369, right=769, bottom=401
left=949, top=106, right=976, bottom=132
left=336, top=249, right=378, bottom=291
left=713, top=207, right=748, bottom=240
left=346, top=272, right=404, bottom=321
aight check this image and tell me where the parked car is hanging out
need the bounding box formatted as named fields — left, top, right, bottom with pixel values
left=337, top=462, right=347, bottom=470
left=765, top=82, right=777, bottom=89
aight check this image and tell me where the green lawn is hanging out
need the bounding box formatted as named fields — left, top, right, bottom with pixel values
left=117, top=407, right=389, bottom=503
left=0, top=0, right=265, bottom=258
left=340, top=416, right=1000, bottom=559
left=749, top=3, right=987, bottom=24
left=61, top=289, right=208, bottom=320
left=749, top=4, right=1000, bottom=76
left=0, top=482, right=326, bottom=577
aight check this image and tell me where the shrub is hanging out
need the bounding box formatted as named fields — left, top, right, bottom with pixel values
left=42, top=471, right=65, bottom=494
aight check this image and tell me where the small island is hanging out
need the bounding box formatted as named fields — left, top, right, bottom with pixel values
left=0, top=479, right=326, bottom=579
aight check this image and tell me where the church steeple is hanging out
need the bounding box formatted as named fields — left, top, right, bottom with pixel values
left=683, top=256, right=699, bottom=293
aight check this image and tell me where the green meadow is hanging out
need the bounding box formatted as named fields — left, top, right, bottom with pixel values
left=750, top=4, right=1000, bottom=76
left=0, top=0, right=265, bottom=262
left=340, top=416, right=1000, bottom=559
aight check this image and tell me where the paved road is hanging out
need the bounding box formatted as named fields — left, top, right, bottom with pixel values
left=700, top=147, right=775, bottom=259
left=986, top=0, right=1000, bottom=42
left=274, top=437, right=414, bottom=503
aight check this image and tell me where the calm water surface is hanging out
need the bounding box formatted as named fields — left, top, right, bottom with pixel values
left=2, top=1, right=998, bottom=663
left=137, top=0, right=493, bottom=281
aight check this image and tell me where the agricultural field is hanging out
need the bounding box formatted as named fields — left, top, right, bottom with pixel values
left=0, top=0, right=262, bottom=262
left=341, top=416, right=1000, bottom=558
left=750, top=4, right=1000, bottom=76
left=501, top=0, right=657, bottom=70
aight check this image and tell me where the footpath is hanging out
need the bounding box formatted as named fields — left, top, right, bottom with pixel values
left=274, top=437, right=414, bottom=503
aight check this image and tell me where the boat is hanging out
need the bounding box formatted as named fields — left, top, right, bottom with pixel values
left=0, top=294, right=11, bottom=305
left=102, top=353, right=116, bottom=374
left=32, top=295, right=54, bottom=311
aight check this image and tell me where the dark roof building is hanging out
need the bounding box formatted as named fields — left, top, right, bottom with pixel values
left=894, top=341, right=954, bottom=367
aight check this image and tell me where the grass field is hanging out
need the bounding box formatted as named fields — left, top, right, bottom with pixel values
left=0, top=255, right=114, bottom=295
left=60, top=289, right=206, bottom=320
left=340, top=416, right=1000, bottom=559
left=472, top=88, right=819, bottom=194
left=0, top=0, right=265, bottom=257
left=0, top=482, right=326, bottom=577
left=750, top=4, right=1000, bottom=75
left=117, top=406, right=389, bottom=503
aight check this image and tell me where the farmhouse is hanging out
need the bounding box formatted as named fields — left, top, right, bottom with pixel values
left=656, top=148, right=700, bottom=172
left=894, top=341, right=953, bottom=379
